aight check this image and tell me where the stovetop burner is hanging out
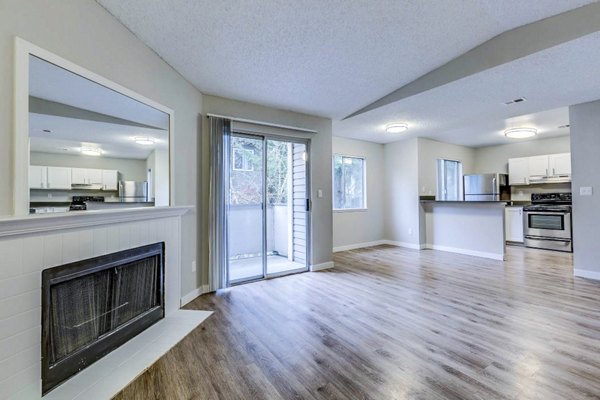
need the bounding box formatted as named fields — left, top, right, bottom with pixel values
left=524, top=192, right=572, bottom=212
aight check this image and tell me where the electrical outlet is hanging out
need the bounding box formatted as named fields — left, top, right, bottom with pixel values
left=408, top=228, right=413, bottom=236
left=191, top=261, right=196, bottom=272
left=580, top=186, right=593, bottom=196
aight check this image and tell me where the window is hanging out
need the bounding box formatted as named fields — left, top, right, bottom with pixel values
left=333, top=155, right=366, bottom=210
left=233, top=148, right=254, bottom=171
left=436, top=159, right=463, bottom=201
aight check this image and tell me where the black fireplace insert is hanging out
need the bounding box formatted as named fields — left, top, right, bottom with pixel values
left=41, top=242, right=165, bottom=394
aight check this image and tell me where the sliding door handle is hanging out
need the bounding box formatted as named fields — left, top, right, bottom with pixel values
left=306, top=198, right=311, bottom=212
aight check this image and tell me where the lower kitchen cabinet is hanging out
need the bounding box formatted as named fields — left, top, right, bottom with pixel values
left=505, top=206, right=524, bottom=243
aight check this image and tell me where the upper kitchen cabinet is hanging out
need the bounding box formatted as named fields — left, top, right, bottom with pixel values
left=102, top=170, right=119, bottom=191
left=549, top=153, right=571, bottom=176
left=528, top=156, right=550, bottom=178
left=509, top=153, right=571, bottom=185
left=508, top=157, right=529, bottom=185
left=29, top=165, right=47, bottom=189
left=46, top=167, right=72, bottom=189
left=72, top=168, right=103, bottom=185
left=29, top=166, right=71, bottom=189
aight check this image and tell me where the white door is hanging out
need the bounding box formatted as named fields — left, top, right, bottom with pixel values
left=508, top=157, right=529, bottom=185
left=47, top=167, right=72, bottom=189
left=549, top=153, right=571, bottom=176
left=29, top=165, right=47, bottom=189
left=71, top=168, right=87, bottom=184
left=505, top=207, right=524, bottom=242
left=528, top=156, right=549, bottom=177
left=102, top=170, right=119, bottom=191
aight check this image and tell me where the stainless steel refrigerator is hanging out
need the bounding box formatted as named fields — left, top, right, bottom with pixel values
left=118, top=181, right=148, bottom=202
left=463, top=173, right=510, bottom=201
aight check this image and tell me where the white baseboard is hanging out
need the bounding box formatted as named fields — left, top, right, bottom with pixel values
left=424, top=244, right=505, bottom=261
left=333, top=240, right=388, bottom=252
left=180, top=284, right=211, bottom=307
left=574, top=269, right=600, bottom=280
left=310, top=261, right=335, bottom=271
left=383, top=240, right=424, bottom=250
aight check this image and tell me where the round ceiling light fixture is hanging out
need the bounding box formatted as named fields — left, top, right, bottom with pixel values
left=81, top=147, right=103, bottom=156
left=386, top=123, right=408, bottom=133
left=134, top=136, right=156, bottom=145
left=504, top=127, right=537, bottom=139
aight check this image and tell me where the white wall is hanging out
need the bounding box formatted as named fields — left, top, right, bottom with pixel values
left=332, top=136, right=385, bottom=250
left=569, top=100, right=600, bottom=278
left=0, top=0, right=202, bottom=295
left=417, top=137, right=476, bottom=196
left=201, top=95, right=333, bottom=279
left=31, top=152, right=146, bottom=181
left=384, top=138, right=420, bottom=247
left=474, top=135, right=570, bottom=173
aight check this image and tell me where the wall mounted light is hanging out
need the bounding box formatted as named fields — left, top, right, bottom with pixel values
left=504, top=127, right=537, bottom=139
left=386, top=123, right=408, bottom=133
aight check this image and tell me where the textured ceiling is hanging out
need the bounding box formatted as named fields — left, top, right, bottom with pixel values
left=97, top=0, right=594, bottom=121
left=95, top=0, right=600, bottom=147
left=334, top=31, right=600, bottom=146
left=30, top=113, right=168, bottom=159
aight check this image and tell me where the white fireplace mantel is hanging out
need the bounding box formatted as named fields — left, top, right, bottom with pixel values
left=0, top=206, right=193, bottom=238
left=0, top=205, right=209, bottom=399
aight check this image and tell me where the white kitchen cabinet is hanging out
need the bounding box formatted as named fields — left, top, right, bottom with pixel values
left=505, top=206, right=524, bottom=243
left=72, top=168, right=103, bottom=185
left=528, top=155, right=549, bottom=177
left=46, top=167, right=72, bottom=189
left=29, top=165, right=48, bottom=189
left=71, top=168, right=87, bottom=185
left=508, top=157, right=529, bottom=185
left=549, top=153, right=571, bottom=176
left=102, top=170, right=119, bottom=191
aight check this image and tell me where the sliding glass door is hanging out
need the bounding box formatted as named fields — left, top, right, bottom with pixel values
left=228, top=135, right=265, bottom=284
left=227, top=134, right=309, bottom=285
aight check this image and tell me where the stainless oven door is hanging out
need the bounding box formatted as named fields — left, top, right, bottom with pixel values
left=524, top=211, right=571, bottom=240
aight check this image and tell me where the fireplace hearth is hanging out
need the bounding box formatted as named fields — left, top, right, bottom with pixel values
left=41, top=242, right=165, bottom=394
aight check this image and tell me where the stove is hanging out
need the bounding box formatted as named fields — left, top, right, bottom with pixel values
left=523, top=192, right=572, bottom=252
left=69, top=196, right=105, bottom=211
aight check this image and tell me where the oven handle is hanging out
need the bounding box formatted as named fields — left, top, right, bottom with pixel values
left=525, top=235, right=571, bottom=242
left=524, top=211, right=570, bottom=216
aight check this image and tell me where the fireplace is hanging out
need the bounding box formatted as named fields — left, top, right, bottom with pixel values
left=41, top=242, right=165, bottom=394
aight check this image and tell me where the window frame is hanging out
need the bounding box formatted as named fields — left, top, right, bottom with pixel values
left=435, top=158, right=463, bottom=201
left=332, top=153, right=368, bottom=212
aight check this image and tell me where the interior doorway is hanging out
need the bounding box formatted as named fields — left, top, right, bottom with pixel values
left=227, top=134, right=310, bottom=285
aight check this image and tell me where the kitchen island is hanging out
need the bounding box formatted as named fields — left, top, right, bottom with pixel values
left=420, top=200, right=506, bottom=260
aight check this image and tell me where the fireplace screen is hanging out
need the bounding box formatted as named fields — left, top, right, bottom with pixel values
left=42, top=243, right=165, bottom=394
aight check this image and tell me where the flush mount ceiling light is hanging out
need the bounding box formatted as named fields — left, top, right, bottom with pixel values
left=504, top=127, right=537, bottom=139
left=134, top=136, right=156, bottom=145
left=386, top=123, right=408, bottom=133
left=81, top=147, right=102, bottom=156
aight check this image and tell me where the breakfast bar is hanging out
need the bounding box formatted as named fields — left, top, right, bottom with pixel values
left=420, top=200, right=506, bottom=260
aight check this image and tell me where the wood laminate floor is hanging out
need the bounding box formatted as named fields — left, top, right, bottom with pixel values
left=113, top=245, right=600, bottom=400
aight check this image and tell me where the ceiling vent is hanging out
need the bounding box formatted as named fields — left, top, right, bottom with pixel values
left=504, top=97, right=527, bottom=105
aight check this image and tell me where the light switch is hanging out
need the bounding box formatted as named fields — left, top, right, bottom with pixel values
left=580, top=186, right=593, bottom=196
left=317, top=189, right=323, bottom=198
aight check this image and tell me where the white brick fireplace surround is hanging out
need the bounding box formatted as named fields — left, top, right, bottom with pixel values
left=0, top=207, right=211, bottom=399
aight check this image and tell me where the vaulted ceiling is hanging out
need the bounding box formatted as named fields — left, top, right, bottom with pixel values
left=97, top=0, right=600, bottom=146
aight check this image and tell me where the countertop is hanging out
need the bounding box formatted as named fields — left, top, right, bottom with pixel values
left=419, top=197, right=530, bottom=206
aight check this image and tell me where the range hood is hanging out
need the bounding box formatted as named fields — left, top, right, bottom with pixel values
left=528, top=175, right=571, bottom=184
left=71, top=183, right=104, bottom=190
